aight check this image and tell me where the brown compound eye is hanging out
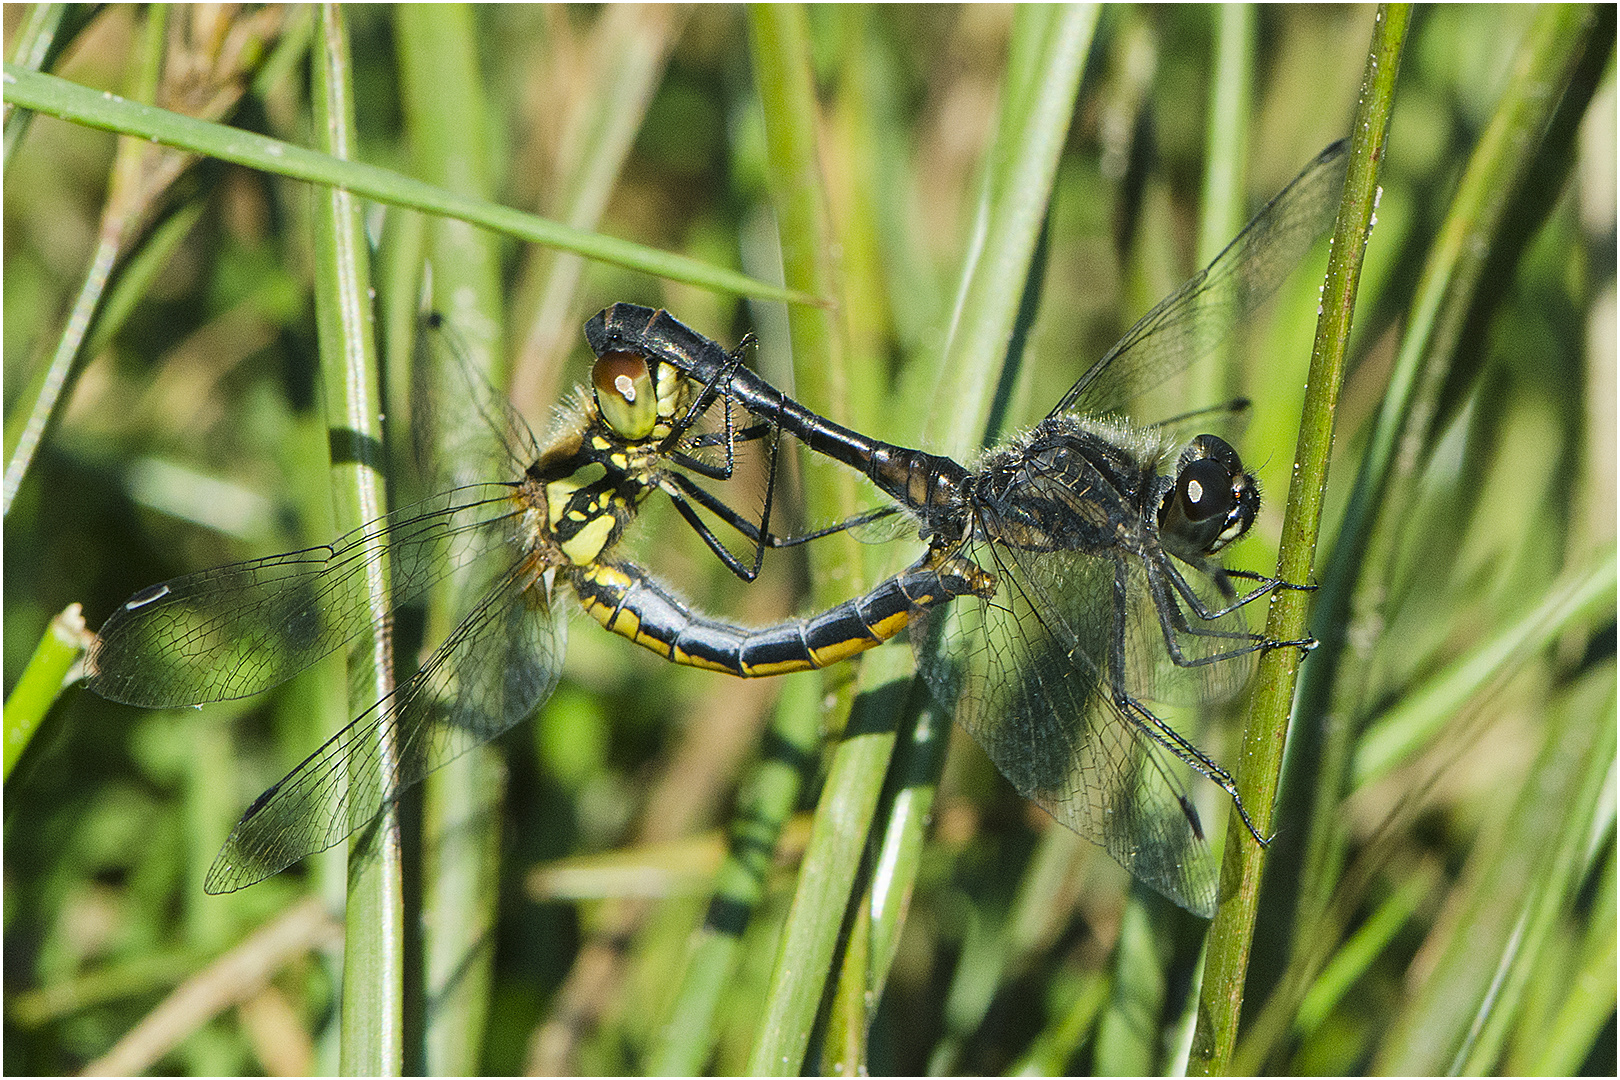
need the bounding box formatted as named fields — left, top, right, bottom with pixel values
left=592, top=350, right=657, bottom=439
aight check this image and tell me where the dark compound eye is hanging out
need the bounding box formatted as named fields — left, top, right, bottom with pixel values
left=1159, top=436, right=1258, bottom=557
left=1175, top=458, right=1233, bottom=522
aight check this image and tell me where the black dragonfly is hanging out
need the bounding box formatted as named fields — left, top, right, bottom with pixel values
left=585, top=140, right=1350, bottom=915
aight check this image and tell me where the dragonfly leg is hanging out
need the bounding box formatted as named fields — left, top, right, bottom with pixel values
left=1152, top=556, right=1316, bottom=661
left=662, top=470, right=903, bottom=554
left=1109, top=556, right=1269, bottom=847
left=1120, top=696, right=1271, bottom=848
left=1226, top=567, right=1317, bottom=594
left=1142, top=558, right=1278, bottom=670
left=678, top=420, right=774, bottom=460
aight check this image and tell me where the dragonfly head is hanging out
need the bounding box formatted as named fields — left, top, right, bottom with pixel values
left=1158, top=434, right=1259, bottom=561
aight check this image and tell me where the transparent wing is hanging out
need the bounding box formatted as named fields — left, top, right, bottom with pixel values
left=85, top=484, right=523, bottom=708
left=1054, top=140, right=1349, bottom=419
left=414, top=314, right=543, bottom=493
left=918, top=541, right=1224, bottom=916
left=203, top=552, right=565, bottom=893
left=1117, top=551, right=1259, bottom=708
left=847, top=504, right=919, bottom=545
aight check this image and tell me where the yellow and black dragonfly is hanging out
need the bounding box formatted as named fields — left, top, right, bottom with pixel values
left=85, top=317, right=989, bottom=894
left=586, top=141, right=1349, bottom=916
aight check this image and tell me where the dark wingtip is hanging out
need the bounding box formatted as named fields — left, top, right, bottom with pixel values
left=240, top=778, right=283, bottom=821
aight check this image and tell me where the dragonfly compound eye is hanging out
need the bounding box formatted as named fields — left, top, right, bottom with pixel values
left=592, top=350, right=658, bottom=440
left=1160, top=436, right=1259, bottom=556
left=1178, top=458, right=1233, bottom=522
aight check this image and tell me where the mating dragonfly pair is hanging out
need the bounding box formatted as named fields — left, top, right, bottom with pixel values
left=86, top=141, right=1348, bottom=916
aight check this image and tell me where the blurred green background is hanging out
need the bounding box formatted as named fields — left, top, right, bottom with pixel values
left=4, top=5, right=1613, bottom=1075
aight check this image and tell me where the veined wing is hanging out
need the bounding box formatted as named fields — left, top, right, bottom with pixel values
left=203, top=546, right=564, bottom=893
left=918, top=540, right=1221, bottom=916
left=1053, top=140, right=1349, bottom=420
left=413, top=313, right=543, bottom=494
left=85, top=483, right=523, bottom=707
left=1118, top=546, right=1260, bottom=708
left=847, top=503, right=920, bottom=545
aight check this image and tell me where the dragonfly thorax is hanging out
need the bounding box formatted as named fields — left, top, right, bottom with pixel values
left=960, top=414, right=1169, bottom=553
left=526, top=395, right=673, bottom=569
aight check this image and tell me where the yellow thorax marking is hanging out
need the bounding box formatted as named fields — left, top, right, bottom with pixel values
left=560, top=513, right=617, bottom=566
left=545, top=461, right=608, bottom=529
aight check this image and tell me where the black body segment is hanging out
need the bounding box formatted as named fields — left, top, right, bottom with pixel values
left=586, top=304, right=974, bottom=532
left=571, top=551, right=995, bottom=677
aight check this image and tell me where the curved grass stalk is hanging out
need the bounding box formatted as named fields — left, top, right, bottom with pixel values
left=1, top=64, right=814, bottom=309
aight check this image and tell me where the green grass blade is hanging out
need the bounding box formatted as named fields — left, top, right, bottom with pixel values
left=1374, top=663, right=1615, bottom=1074
left=1291, top=860, right=1439, bottom=1038
left=3, top=8, right=293, bottom=518
left=1354, top=548, right=1617, bottom=785
left=3, top=3, right=73, bottom=170
left=507, top=5, right=683, bottom=419
left=743, top=8, right=1097, bottom=1072
left=394, top=5, right=507, bottom=1072
left=1100, top=10, right=1260, bottom=1069
left=2, top=6, right=168, bottom=515
left=1521, top=838, right=1616, bottom=1075
left=1, top=64, right=814, bottom=308
left=1190, top=6, right=1410, bottom=1073
left=3, top=604, right=92, bottom=781
left=924, top=4, right=1097, bottom=457
left=1243, top=17, right=1615, bottom=1061
left=1008, top=970, right=1112, bottom=1075
left=649, top=675, right=821, bottom=1075
left=742, top=7, right=865, bottom=1072
left=1191, top=2, right=1254, bottom=408
left=1453, top=670, right=1614, bottom=1074
left=1283, top=0, right=1606, bottom=940
left=308, top=8, right=403, bottom=1073
left=863, top=0, right=1097, bottom=1046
